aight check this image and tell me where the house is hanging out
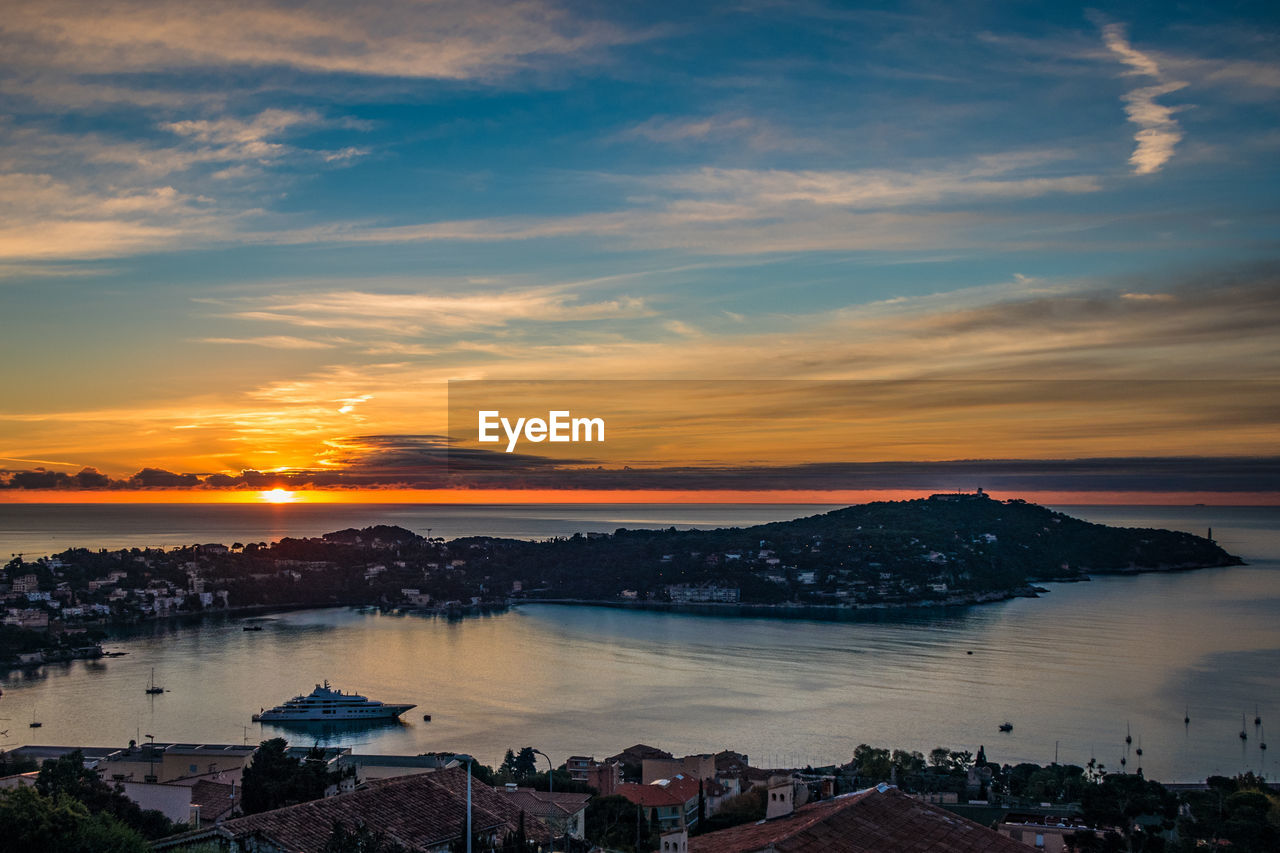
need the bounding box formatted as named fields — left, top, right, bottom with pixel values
left=643, top=754, right=715, bottom=785
left=10, top=574, right=40, bottom=594
left=616, top=782, right=688, bottom=832
left=566, top=755, right=622, bottom=795
left=206, top=768, right=550, bottom=852
left=496, top=785, right=590, bottom=841
left=343, top=753, right=456, bottom=783
left=666, top=585, right=741, bottom=603
left=618, top=774, right=703, bottom=831
left=99, top=742, right=258, bottom=784
left=997, top=813, right=1109, bottom=852
left=688, top=783, right=1032, bottom=853
left=609, top=743, right=674, bottom=770
left=564, top=755, right=621, bottom=795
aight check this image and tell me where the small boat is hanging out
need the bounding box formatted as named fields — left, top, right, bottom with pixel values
left=423, top=714, right=432, bottom=722
left=145, top=668, right=164, bottom=695
left=29, top=721, right=41, bottom=728
left=243, top=625, right=263, bottom=632
left=999, top=722, right=1013, bottom=732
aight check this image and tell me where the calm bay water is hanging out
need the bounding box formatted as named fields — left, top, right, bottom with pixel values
left=0, top=503, right=1277, bottom=782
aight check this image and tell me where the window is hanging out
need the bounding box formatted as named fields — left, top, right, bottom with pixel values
left=1035, top=834, right=1044, bottom=848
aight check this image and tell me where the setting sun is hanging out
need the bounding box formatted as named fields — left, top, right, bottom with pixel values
left=259, top=488, right=297, bottom=504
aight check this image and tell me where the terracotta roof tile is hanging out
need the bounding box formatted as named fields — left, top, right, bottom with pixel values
left=689, top=787, right=1030, bottom=853
left=189, top=780, right=239, bottom=823
left=617, top=782, right=686, bottom=807
left=218, top=767, right=549, bottom=852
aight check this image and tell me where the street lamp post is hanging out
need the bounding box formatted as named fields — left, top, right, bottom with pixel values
left=531, top=749, right=555, bottom=850
left=530, top=748, right=553, bottom=793
left=455, top=754, right=474, bottom=853
left=144, top=733, right=156, bottom=783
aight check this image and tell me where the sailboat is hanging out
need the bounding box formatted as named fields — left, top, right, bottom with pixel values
left=1125, top=722, right=1132, bottom=746
left=1239, top=714, right=1248, bottom=741
left=145, top=669, right=164, bottom=695
left=1184, top=705, right=1190, bottom=726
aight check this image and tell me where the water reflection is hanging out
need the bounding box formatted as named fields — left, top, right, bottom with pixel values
left=1, top=507, right=1276, bottom=782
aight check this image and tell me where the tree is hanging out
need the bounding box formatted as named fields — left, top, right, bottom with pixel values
left=500, top=749, right=518, bottom=777
left=697, top=788, right=765, bottom=834
left=850, top=744, right=891, bottom=781
left=34, top=750, right=176, bottom=839
left=585, top=794, right=655, bottom=852
left=241, top=738, right=337, bottom=814
left=514, top=747, right=538, bottom=779
left=0, top=785, right=149, bottom=853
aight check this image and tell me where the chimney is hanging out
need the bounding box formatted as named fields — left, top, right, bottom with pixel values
left=765, top=776, right=796, bottom=820
left=505, top=782, right=519, bottom=792
left=658, top=828, right=688, bottom=853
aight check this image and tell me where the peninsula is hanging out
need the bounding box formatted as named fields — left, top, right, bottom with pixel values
left=1, top=493, right=1242, bottom=664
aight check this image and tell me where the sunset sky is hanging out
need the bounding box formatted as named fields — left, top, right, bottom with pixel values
left=1, top=1, right=1278, bottom=502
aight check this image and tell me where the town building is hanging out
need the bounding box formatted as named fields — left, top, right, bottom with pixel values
left=160, top=767, right=550, bottom=853
left=688, top=783, right=1033, bottom=853
left=496, top=785, right=590, bottom=842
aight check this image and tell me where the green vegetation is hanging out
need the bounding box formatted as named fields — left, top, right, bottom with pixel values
left=584, top=794, right=658, bottom=852
left=2, top=497, right=1239, bottom=644
left=240, top=738, right=345, bottom=814
left=1173, top=774, right=1280, bottom=853
left=35, top=750, right=179, bottom=839
left=0, top=786, right=149, bottom=853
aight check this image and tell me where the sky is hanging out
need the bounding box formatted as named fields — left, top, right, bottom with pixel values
left=1, top=0, right=1278, bottom=502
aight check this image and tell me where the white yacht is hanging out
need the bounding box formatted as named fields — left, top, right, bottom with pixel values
left=252, top=681, right=416, bottom=722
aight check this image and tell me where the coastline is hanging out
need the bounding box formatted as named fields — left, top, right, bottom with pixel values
left=515, top=558, right=1244, bottom=622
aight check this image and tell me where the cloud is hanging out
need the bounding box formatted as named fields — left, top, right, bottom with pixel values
left=616, top=114, right=817, bottom=152
left=0, top=107, right=368, bottom=259
left=0, top=172, right=219, bottom=259
left=221, top=288, right=653, bottom=335
left=3, top=264, right=1278, bottom=485
left=1101, top=23, right=1188, bottom=175
left=261, top=152, right=1103, bottom=255
left=198, top=336, right=338, bottom=350
left=5, top=451, right=1279, bottom=496
left=0, top=0, right=634, bottom=82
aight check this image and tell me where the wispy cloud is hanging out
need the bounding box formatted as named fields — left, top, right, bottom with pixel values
left=1101, top=23, right=1188, bottom=175
left=221, top=287, right=653, bottom=335
left=198, top=336, right=339, bottom=350
left=0, top=0, right=634, bottom=82
left=0, top=173, right=218, bottom=259
left=259, top=152, right=1103, bottom=255
left=616, top=114, right=817, bottom=152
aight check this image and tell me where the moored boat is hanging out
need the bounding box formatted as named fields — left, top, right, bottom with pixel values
left=252, top=680, right=415, bottom=722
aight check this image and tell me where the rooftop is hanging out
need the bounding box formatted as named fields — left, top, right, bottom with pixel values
left=689, top=786, right=1032, bottom=853
left=498, top=787, right=591, bottom=819
left=218, top=768, right=549, bottom=852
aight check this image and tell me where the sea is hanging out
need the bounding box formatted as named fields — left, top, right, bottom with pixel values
left=1, top=502, right=1277, bottom=782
